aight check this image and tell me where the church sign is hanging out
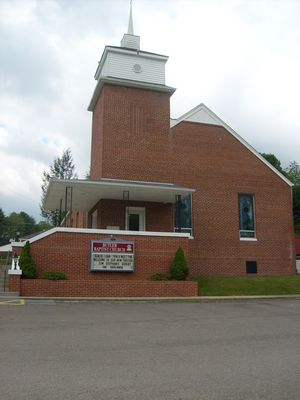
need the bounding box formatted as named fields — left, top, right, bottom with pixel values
left=90, top=239, right=135, bottom=272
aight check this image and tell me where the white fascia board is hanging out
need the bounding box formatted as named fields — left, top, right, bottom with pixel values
left=49, top=178, right=195, bottom=193
left=171, top=103, right=221, bottom=127
left=88, top=77, right=176, bottom=111
left=172, top=103, right=293, bottom=187
left=47, top=179, right=196, bottom=194
left=11, top=227, right=191, bottom=247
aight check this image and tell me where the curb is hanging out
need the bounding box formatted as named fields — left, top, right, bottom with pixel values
left=19, top=294, right=300, bottom=303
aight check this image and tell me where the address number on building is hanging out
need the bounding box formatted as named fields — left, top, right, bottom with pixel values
left=90, top=239, right=135, bottom=272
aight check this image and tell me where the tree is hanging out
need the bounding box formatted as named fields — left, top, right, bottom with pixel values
left=285, top=161, right=300, bottom=186
left=19, top=241, right=37, bottom=279
left=0, top=208, right=8, bottom=245
left=41, top=148, right=77, bottom=226
left=35, top=220, right=53, bottom=233
left=260, top=153, right=286, bottom=176
left=6, top=212, right=26, bottom=240
left=292, top=185, right=300, bottom=234
left=169, top=247, right=189, bottom=280
left=5, top=211, right=36, bottom=240
left=285, top=161, right=300, bottom=234
left=261, top=154, right=300, bottom=234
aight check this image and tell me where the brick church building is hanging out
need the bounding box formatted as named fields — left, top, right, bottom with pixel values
left=9, top=8, right=296, bottom=297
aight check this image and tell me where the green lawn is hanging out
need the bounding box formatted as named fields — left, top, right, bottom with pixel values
left=192, top=275, right=300, bottom=296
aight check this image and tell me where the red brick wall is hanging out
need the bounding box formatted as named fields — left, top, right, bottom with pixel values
left=170, top=122, right=295, bottom=276
left=8, top=274, right=21, bottom=293
left=14, top=231, right=194, bottom=297
left=91, top=85, right=172, bottom=182
left=90, top=83, right=295, bottom=276
left=88, top=199, right=173, bottom=231
left=90, top=85, right=104, bottom=180
left=28, top=231, right=189, bottom=281
left=66, top=211, right=87, bottom=228
left=20, top=280, right=197, bottom=297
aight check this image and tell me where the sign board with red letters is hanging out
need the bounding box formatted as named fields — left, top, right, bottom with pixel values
left=90, top=239, right=135, bottom=272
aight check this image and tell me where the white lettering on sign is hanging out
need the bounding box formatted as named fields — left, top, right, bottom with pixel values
left=92, top=254, right=134, bottom=271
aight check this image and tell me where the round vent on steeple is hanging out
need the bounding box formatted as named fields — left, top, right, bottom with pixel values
left=133, top=63, right=142, bottom=73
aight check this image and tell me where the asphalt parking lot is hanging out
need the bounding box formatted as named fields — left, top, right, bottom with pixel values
left=1, top=299, right=300, bottom=400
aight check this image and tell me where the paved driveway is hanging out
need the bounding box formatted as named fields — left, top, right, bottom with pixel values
left=1, top=299, right=300, bottom=400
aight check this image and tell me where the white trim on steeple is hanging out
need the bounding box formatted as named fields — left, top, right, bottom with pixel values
left=171, top=103, right=293, bottom=187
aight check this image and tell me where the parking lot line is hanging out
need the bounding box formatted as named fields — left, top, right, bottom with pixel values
left=0, top=299, right=25, bottom=306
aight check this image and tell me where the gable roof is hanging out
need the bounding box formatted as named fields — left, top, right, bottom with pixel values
left=0, top=243, right=12, bottom=253
left=171, top=103, right=293, bottom=187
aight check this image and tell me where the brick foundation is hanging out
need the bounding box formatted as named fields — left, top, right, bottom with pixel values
left=20, top=279, right=197, bottom=297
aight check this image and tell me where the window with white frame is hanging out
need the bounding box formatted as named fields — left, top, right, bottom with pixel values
left=238, top=194, right=255, bottom=238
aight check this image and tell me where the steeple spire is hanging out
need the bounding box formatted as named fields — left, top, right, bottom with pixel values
left=128, top=0, right=134, bottom=35
left=121, top=0, right=140, bottom=50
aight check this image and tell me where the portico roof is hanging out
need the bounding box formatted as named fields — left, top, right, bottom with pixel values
left=44, top=178, right=195, bottom=212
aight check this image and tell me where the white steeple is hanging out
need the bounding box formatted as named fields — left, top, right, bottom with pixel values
left=127, top=0, right=134, bottom=35
left=121, top=0, right=140, bottom=50
left=89, top=0, right=175, bottom=111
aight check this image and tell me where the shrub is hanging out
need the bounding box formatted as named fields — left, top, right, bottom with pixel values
left=150, top=272, right=171, bottom=281
left=40, top=271, right=66, bottom=280
left=19, top=241, right=37, bottom=279
left=169, top=247, right=189, bottom=281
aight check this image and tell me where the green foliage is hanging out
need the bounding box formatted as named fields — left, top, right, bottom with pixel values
left=261, top=154, right=300, bottom=234
left=292, top=185, right=300, bottom=234
left=284, top=162, right=300, bottom=234
left=40, top=271, right=66, bottom=280
left=34, top=220, right=53, bottom=232
left=150, top=272, right=171, bottom=281
left=261, top=153, right=286, bottom=176
left=19, top=241, right=37, bottom=279
left=285, top=161, right=300, bottom=185
left=5, top=211, right=36, bottom=240
left=0, top=208, right=7, bottom=245
left=41, top=148, right=77, bottom=226
left=0, top=208, right=52, bottom=244
left=169, top=247, right=189, bottom=281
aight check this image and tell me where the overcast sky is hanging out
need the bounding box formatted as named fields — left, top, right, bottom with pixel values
left=1, top=0, right=300, bottom=222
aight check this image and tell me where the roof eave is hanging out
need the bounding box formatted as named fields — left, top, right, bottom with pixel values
left=88, top=77, right=176, bottom=112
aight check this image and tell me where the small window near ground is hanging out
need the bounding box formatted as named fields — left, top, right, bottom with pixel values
left=239, top=194, right=255, bottom=238
left=246, top=261, right=257, bottom=274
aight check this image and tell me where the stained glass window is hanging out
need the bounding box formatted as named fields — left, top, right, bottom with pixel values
left=174, top=195, right=192, bottom=234
left=239, top=194, right=255, bottom=238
